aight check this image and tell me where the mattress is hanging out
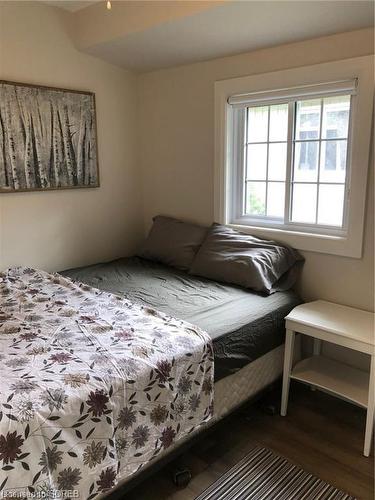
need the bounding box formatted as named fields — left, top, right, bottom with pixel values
left=62, top=257, right=301, bottom=380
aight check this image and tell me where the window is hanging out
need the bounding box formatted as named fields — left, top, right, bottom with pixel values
left=232, top=91, right=352, bottom=234
left=214, top=57, right=373, bottom=257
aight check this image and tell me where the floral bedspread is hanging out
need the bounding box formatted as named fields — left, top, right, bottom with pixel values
left=0, top=267, right=214, bottom=499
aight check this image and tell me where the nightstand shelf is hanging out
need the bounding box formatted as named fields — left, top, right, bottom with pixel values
left=281, top=300, right=375, bottom=457
left=290, top=355, right=369, bottom=409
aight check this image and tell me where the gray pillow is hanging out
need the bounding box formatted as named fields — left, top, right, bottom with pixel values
left=138, top=215, right=208, bottom=271
left=190, top=224, right=304, bottom=294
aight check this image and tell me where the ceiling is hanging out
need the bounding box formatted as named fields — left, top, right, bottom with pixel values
left=43, top=1, right=99, bottom=12
left=47, top=0, right=375, bottom=72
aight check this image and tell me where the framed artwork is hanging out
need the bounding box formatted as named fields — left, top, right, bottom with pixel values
left=0, top=80, right=99, bottom=193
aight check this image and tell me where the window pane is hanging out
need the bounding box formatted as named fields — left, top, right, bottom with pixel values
left=320, top=140, right=347, bottom=183
left=318, top=184, right=345, bottom=226
left=293, top=141, right=319, bottom=181
left=291, top=183, right=317, bottom=223
left=322, top=95, right=350, bottom=139
left=246, top=144, right=267, bottom=180
left=267, top=182, right=285, bottom=218
left=269, top=104, right=288, bottom=142
left=295, top=99, right=321, bottom=140
left=268, top=143, right=287, bottom=181
left=247, top=106, right=268, bottom=143
left=246, top=182, right=266, bottom=215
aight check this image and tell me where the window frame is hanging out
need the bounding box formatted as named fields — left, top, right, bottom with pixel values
left=214, top=56, right=373, bottom=258
left=230, top=93, right=352, bottom=236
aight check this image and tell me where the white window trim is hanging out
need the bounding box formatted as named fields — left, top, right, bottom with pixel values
left=214, top=56, right=374, bottom=258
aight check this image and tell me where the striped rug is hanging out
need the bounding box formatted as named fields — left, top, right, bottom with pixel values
left=195, top=447, right=355, bottom=500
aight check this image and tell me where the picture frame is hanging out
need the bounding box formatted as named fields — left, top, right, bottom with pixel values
left=0, top=80, right=99, bottom=193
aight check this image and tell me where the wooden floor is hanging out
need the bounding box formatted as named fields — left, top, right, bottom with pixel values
left=123, top=385, right=374, bottom=500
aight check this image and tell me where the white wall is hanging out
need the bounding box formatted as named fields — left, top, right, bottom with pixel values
left=0, top=3, right=373, bottom=318
left=138, top=28, right=374, bottom=313
left=0, top=1, right=143, bottom=272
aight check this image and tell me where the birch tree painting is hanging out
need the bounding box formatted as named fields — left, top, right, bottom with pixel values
left=0, top=81, right=99, bottom=192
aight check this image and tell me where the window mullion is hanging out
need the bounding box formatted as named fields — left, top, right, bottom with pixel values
left=265, top=107, right=270, bottom=216
left=315, top=99, right=324, bottom=224
left=284, top=101, right=294, bottom=223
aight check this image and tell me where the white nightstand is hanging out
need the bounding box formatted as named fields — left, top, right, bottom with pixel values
left=280, top=300, right=375, bottom=457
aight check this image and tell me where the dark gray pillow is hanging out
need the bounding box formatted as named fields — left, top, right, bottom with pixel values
left=138, top=215, right=208, bottom=271
left=190, top=224, right=304, bottom=294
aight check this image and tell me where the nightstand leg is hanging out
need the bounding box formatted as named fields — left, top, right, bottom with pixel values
left=364, top=355, right=374, bottom=457
left=311, top=339, right=322, bottom=391
left=281, top=329, right=295, bottom=417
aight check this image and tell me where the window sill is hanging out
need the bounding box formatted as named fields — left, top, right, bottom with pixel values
left=227, top=222, right=361, bottom=258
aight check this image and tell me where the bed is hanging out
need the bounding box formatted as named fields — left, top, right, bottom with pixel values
left=0, top=254, right=300, bottom=499
left=61, top=256, right=301, bottom=495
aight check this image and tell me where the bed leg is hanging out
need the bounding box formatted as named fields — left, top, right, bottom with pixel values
left=172, top=466, right=192, bottom=488
left=261, top=403, right=278, bottom=416
left=259, top=384, right=281, bottom=416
